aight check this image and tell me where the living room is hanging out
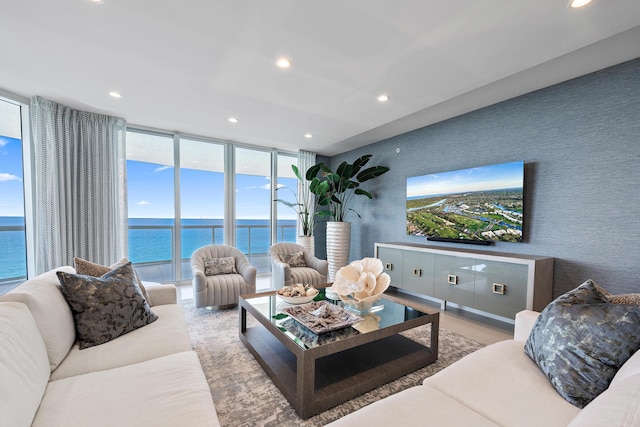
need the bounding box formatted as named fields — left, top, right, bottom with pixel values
left=2, top=1, right=640, bottom=426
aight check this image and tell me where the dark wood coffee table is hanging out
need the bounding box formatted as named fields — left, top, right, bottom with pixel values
left=239, top=287, right=439, bottom=419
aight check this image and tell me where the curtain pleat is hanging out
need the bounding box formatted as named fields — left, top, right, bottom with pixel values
left=297, top=150, right=316, bottom=236
left=30, top=96, right=127, bottom=274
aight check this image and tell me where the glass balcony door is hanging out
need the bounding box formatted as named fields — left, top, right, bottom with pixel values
left=0, top=98, right=27, bottom=293
left=179, top=138, right=225, bottom=281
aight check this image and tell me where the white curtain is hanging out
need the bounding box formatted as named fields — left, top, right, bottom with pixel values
left=30, top=96, right=128, bottom=274
left=297, top=150, right=316, bottom=236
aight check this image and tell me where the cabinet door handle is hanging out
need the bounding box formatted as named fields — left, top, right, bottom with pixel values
left=447, top=274, right=458, bottom=285
left=492, top=283, right=506, bottom=295
left=385, top=263, right=393, bottom=271
left=412, top=268, right=422, bottom=277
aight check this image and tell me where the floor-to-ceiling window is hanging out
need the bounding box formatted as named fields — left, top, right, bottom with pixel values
left=126, top=130, right=176, bottom=282
left=179, top=138, right=225, bottom=280
left=276, top=153, right=298, bottom=243
left=0, top=98, right=27, bottom=293
left=125, top=129, right=298, bottom=283
left=234, top=147, right=273, bottom=273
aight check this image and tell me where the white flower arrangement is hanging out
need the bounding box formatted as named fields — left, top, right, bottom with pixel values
left=331, top=257, right=391, bottom=303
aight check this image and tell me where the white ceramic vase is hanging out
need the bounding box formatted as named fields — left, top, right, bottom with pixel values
left=296, top=235, right=315, bottom=258
left=326, top=221, right=351, bottom=282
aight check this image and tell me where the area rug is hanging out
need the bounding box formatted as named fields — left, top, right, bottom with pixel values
left=181, top=302, right=485, bottom=427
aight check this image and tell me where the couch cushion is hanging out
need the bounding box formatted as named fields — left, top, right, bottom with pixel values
left=426, top=340, right=581, bottom=427
left=34, top=351, right=220, bottom=427
left=325, top=384, right=498, bottom=427
left=203, top=256, right=237, bottom=276
left=524, top=279, right=640, bottom=408
left=0, top=302, right=51, bottom=427
left=74, top=256, right=150, bottom=301
left=611, top=349, right=640, bottom=386
left=50, top=304, right=192, bottom=380
left=567, top=373, right=640, bottom=427
left=57, top=262, right=158, bottom=349
left=0, top=266, right=76, bottom=371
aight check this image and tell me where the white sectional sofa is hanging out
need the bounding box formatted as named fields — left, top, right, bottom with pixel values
left=327, top=310, right=640, bottom=427
left=0, top=267, right=220, bottom=427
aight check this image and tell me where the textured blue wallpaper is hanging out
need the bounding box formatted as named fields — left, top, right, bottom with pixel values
left=320, top=57, right=640, bottom=298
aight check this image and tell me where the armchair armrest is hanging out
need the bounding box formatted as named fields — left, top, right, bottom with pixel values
left=514, top=310, right=540, bottom=341
left=305, top=255, right=328, bottom=277
left=144, top=283, right=177, bottom=306
left=271, top=259, right=291, bottom=289
left=237, top=260, right=257, bottom=288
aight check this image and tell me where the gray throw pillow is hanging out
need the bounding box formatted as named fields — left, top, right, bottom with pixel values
left=74, top=256, right=149, bottom=301
left=57, top=261, right=158, bottom=349
left=203, top=256, right=237, bottom=276
left=279, top=251, right=307, bottom=267
left=524, top=279, right=640, bottom=408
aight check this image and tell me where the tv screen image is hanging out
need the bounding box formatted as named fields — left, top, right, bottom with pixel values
left=406, top=161, right=524, bottom=243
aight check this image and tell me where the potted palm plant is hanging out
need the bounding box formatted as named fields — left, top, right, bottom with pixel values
left=275, top=165, right=316, bottom=255
left=306, top=154, right=389, bottom=280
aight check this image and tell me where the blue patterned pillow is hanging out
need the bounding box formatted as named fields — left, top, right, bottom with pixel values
left=524, top=279, right=640, bottom=408
left=57, top=262, right=158, bottom=349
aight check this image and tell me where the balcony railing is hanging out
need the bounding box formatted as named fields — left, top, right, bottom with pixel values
left=0, top=222, right=296, bottom=291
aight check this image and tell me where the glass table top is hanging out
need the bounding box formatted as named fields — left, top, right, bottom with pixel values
left=244, top=290, right=430, bottom=350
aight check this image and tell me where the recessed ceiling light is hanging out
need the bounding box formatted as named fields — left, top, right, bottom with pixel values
left=377, top=94, right=389, bottom=102
left=91, top=0, right=105, bottom=4
left=569, top=0, right=592, bottom=8
left=304, top=133, right=313, bottom=139
left=276, top=57, right=291, bottom=69
left=228, top=117, right=239, bottom=123
left=109, top=91, right=122, bottom=98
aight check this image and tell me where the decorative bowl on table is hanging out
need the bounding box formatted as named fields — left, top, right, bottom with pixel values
left=276, top=284, right=319, bottom=304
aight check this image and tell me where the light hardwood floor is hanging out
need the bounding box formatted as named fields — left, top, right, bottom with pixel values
left=177, top=274, right=514, bottom=346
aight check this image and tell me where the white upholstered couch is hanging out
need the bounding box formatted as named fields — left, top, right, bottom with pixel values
left=327, top=310, right=640, bottom=427
left=0, top=267, right=220, bottom=427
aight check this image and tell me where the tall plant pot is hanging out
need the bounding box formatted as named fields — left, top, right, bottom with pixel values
left=326, top=221, right=351, bottom=282
left=296, top=235, right=315, bottom=258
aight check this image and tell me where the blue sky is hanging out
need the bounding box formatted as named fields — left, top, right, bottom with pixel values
left=127, top=160, right=297, bottom=219
left=407, top=161, right=524, bottom=199
left=0, top=138, right=296, bottom=220
left=0, top=136, right=24, bottom=217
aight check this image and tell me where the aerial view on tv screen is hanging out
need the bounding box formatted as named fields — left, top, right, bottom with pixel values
left=406, top=161, right=524, bottom=243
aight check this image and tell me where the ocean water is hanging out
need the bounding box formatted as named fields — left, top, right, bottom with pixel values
left=0, top=217, right=296, bottom=280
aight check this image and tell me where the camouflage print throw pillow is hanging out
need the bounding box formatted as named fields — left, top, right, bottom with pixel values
left=57, top=262, right=158, bottom=349
left=203, top=256, right=237, bottom=276
left=74, top=256, right=149, bottom=301
left=524, top=279, right=640, bottom=408
left=279, top=252, right=307, bottom=267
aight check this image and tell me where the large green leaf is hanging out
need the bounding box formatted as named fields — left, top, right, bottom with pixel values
left=291, top=164, right=303, bottom=181
left=356, top=165, right=390, bottom=182
left=305, top=163, right=324, bottom=180
left=354, top=188, right=373, bottom=199
left=350, top=155, right=372, bottom=177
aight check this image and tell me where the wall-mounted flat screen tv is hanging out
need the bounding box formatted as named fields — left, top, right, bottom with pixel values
left=406, top=161, right=524, bottom=244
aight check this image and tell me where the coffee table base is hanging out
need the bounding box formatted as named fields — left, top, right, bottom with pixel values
left=240, top=300, right=438, bottom=419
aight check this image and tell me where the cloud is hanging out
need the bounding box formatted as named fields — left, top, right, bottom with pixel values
left=154, top=166, right=172, bottom=173
left=137, top=200, right=150, bottom=206
left=260, top=183, right=271, bottom=190
left=0, top=173, right=20, bottom=182
left=0, top=140, right=8, bottom=148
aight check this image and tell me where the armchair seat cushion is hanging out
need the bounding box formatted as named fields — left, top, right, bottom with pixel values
left=291, top=267, right=328, bottom=287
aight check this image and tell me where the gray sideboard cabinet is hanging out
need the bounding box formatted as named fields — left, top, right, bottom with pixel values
left=375, top=242, right=554, bottom=322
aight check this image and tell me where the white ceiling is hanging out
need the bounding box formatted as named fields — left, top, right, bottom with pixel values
left=1, top=0, right=639, bottom=156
